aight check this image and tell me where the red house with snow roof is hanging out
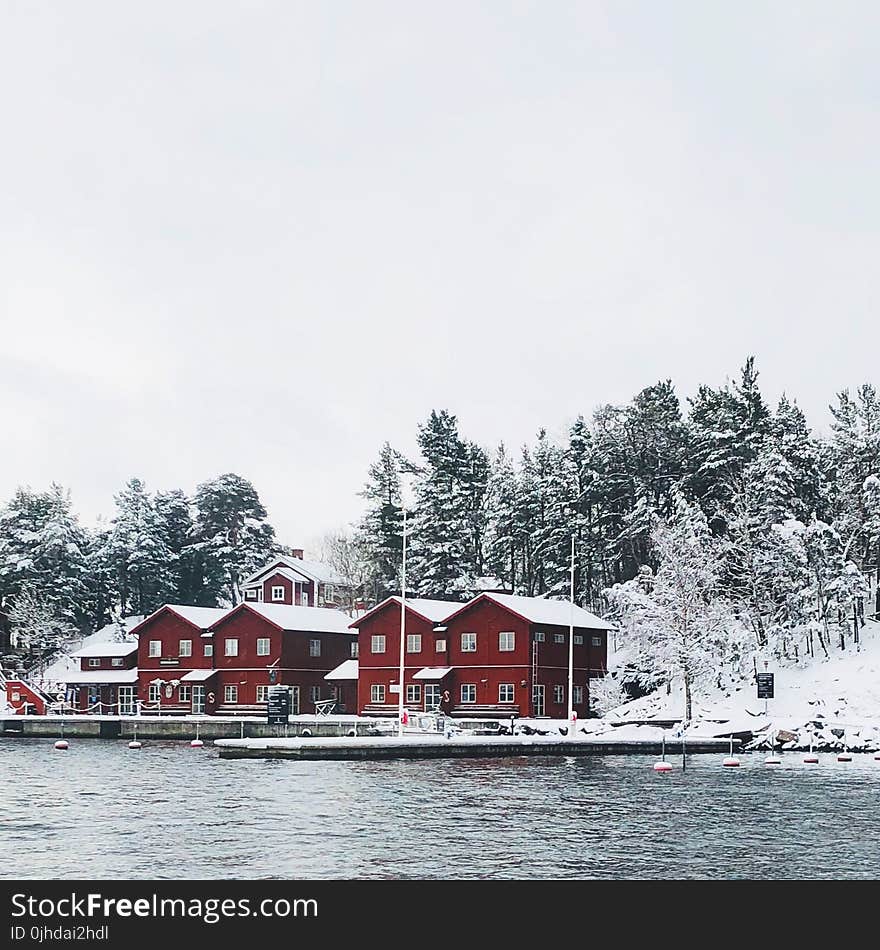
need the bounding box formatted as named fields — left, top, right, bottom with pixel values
left=134, top=605, right=228, bottom=715
left=352, top=593, right=611, bottom=719
left=240, top=551, right=349, bottom=609
left=62, top=640, right=139, bottom=714
left=207, top=603, right=358, bottom=716
left=351, top=597, right=462, bottom=716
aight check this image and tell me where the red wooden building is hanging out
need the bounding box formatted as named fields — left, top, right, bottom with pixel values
left=240, top=552, right=348, bottom=609
left=134, top=605, right=229, bottom=715
left=352, top=597, right=461, bottom=716
left=2, top=672, right=52, bottom=715
left=62, top=641, right=139, bottom=714
left=353, top=593, right=611, bottom=719
left=208, top=602, right=358, bottom=715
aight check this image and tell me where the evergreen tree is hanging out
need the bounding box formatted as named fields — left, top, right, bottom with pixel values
left=357, top=442, right=406, bottom=601
left=190, top=474, right=277, bottom=605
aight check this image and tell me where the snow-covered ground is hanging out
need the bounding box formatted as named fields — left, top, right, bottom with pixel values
left=601, top=618, right=880, bottom=750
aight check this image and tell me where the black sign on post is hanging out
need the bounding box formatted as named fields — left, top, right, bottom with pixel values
left=756, top=672, right=774, bottom=700
left=267, top=685, right=291, bottom=725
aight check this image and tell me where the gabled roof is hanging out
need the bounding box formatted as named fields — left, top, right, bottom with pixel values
left=349, top=596, right=461, bottom=628
left=70, top=641, right=138, bottom=658
left=129, top=605, right=230, bottom=638
left=241, top=555, right=345, bottom=588
left=441, top=592, right=613, bottom=630
left=213, top=602, right=354, bottom=635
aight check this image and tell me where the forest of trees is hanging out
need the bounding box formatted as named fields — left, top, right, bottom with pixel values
left=4, top=357, right=879, bottom=702
left=351, top=358, right=880, bottom=701
left=0, top=473, right=278, bottom=668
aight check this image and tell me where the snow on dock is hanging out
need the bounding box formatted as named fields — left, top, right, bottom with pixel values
left=214, top=732, right=735, bottom=761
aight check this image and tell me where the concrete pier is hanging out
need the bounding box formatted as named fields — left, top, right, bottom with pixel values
left=214, top=734, right=737, bottom=761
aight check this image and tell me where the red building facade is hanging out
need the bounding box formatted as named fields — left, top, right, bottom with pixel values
left=63, top=641, right=139, bottom=714
left=240, top=552, right=348, bottom=609
left=353, top=598, right=456, bottom=716
left=353, top=593, right=611, bottom=719
left=208, top=603, right=357, bottom=715
left=134, top=605, right=228, bottom=716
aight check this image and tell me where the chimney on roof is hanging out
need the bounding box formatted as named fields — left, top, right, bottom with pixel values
left=291, top=549, right=304, bottom=560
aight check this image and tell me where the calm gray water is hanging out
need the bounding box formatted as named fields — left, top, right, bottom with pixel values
left=1, top=738, right=879, bottom=879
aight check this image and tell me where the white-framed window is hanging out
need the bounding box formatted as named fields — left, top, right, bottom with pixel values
left=148, top=684, right=160, bottom=703
left=301, top=590, right=310, bottom=606
left=179, top=685, right=191, bottom=703
left=309, top=686, right=321, bottom=702
left=371, top=635, right=386, bottom=654
left=148, top=640, right=161, bottom=657
left=371, top=684, right=385, bottom=704
left=244, top=589, right=258, bottom=601
left=406, top=634, right=422, bottom=653
left=435, top=639, right=447, bottom=652
left=498, top=683, right=515, bottom=703
left=225, top=638, right=239, bottom=657
left=256, top=685, right=270, bottom=703
left=574, top=634, right=584, bottom=645
left=111, top=657, right=124, bottom=667
left=309, top=639, right=321, bottom=657
left=256, top=637, right=271, bottom=656
left=554, top=633, right=565, bottom=644
left=592, top=635, right=603, bottom=647
left=224, top=685, right=238, bottom=704
left=406, top=684, right=421, bottom=705
left=573, top=686, right=584, bottom=704
left=350, top=641, right=359, bottom=658
left=498, top=631, right=515, bottom=652
left=534, top=631, right=545, bottom=643
left=460, top=684, right=476, bottom=704
left=324, top=585, right=334, bottom=601
left=88, top=658, right=100, bottom=668
left=204, top=643, right=213, bottom=657
left=461, top=632, right=476, bottom=652
left=554, top=684, right=565, bottom=704
left=179, top=639, right=192, bottom=657
left=271, top=585, right=285, bottom=601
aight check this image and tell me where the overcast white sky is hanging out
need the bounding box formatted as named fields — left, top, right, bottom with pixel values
left=1, top=2, right=878, bottom=550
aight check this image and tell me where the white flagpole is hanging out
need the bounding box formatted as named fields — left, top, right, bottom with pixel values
left=398, top=505, right=407, bottom=737
left=567, top=533, right=575, bottom=730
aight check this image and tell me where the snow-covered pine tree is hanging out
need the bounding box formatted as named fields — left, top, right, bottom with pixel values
left=408, top=410, right=486, bottom=599
left=357, top=442, right=406, bottom=602
left=190, top=473, right=277, bottom=605
left=97, top=478, right=173, bottom=617
left=484, top=444, right=521, bottom=593
left=154, top=489, right=199, bottom=604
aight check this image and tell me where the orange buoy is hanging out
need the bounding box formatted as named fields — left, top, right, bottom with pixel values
left=653, top=761, right=673, bottom=772
left=722, top=756, right=741, bottom=767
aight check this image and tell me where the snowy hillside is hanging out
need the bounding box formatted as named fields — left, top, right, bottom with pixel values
left=32, top=616, right=143, bottom=693
left=600, top=618, right=880, bottom=748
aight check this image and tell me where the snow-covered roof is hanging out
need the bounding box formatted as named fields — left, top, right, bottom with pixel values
left=241, top=555, right=346, bottom=589
left=61, top=669, right=139, bottom=685
left=230, top=603, right=354, bottom=634
left=453, top=593, right=613, bottom=630
left=130, top=605, right=229, bottom=636
left=349, top=596, right=461, bottom=627
left=70, top=641, right=138, bottom=658
left=180, top=669, right=218, bottom=683
left=412, top=666, right=453, bottom=680
left=324, top=659, right=358, bottom=681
